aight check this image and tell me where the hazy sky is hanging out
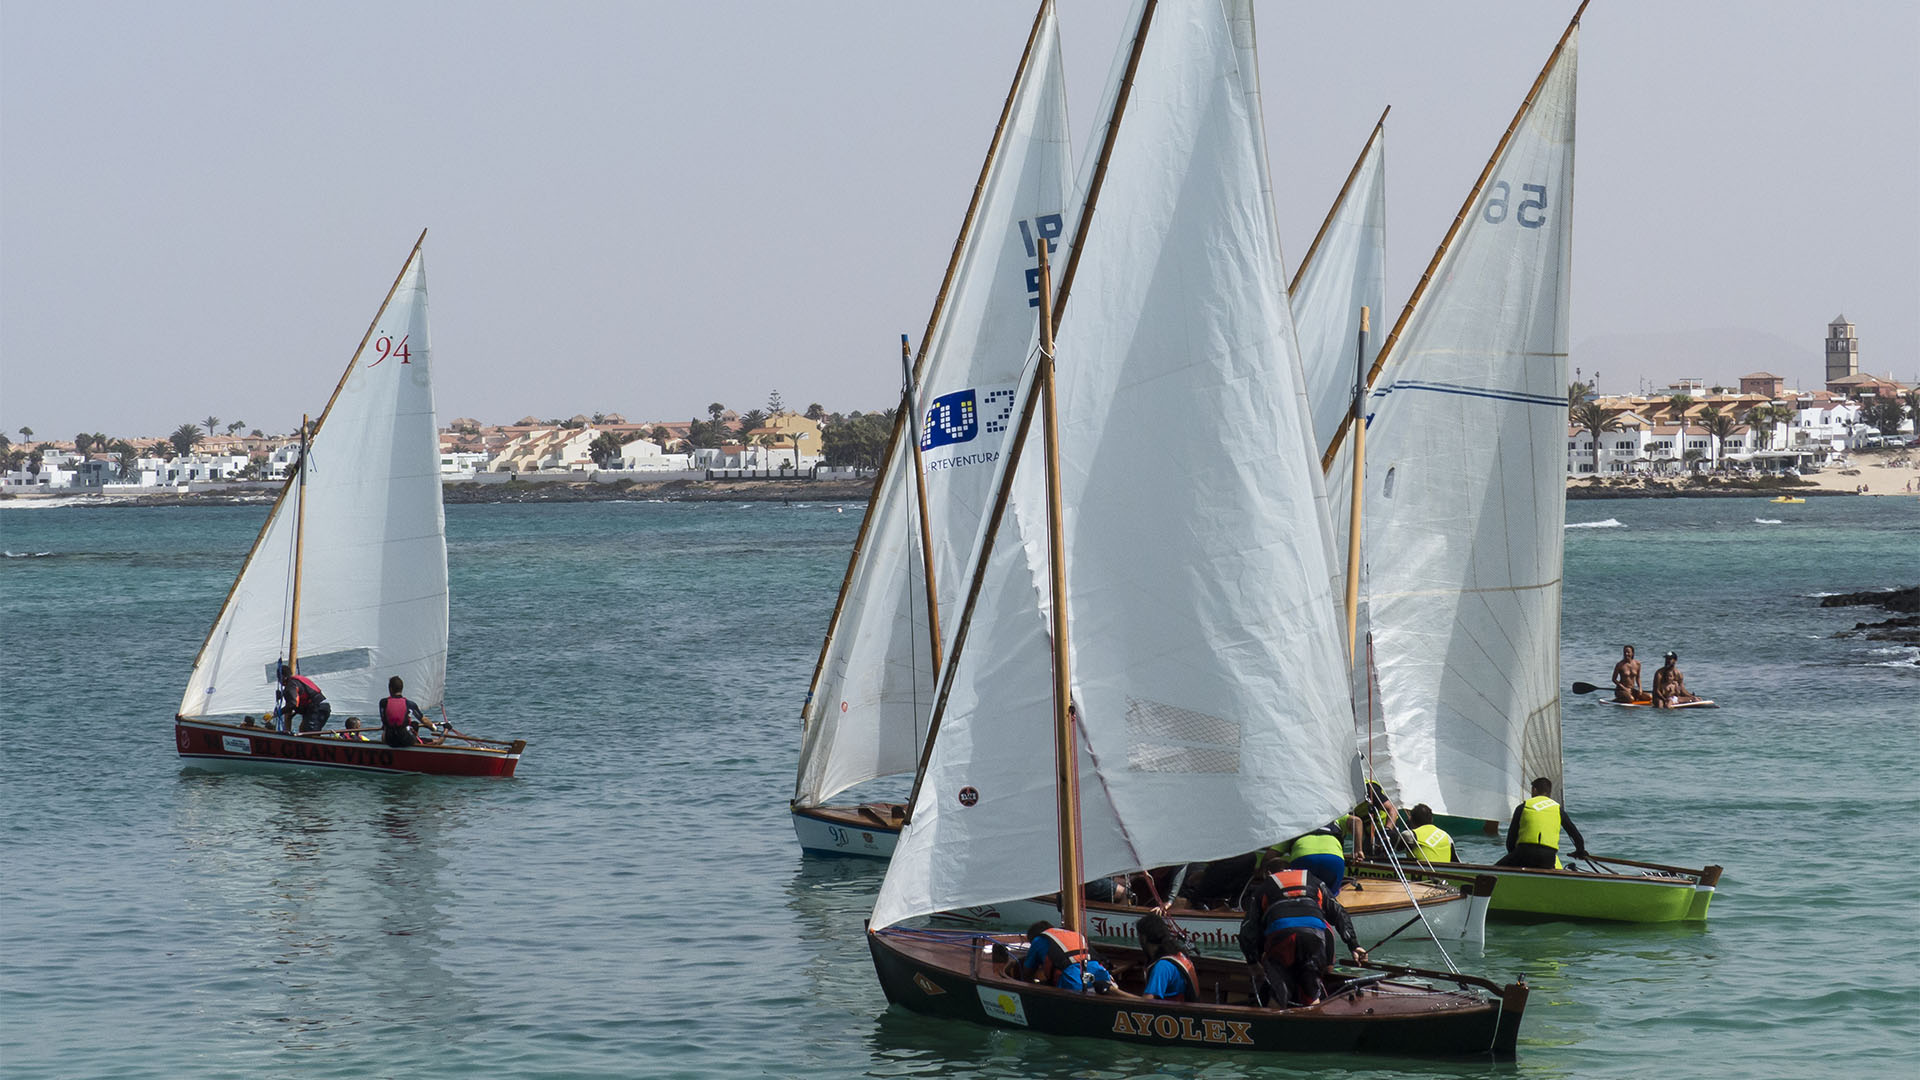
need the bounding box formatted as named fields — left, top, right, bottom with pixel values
left=3, top=1, right=1915, bottom=440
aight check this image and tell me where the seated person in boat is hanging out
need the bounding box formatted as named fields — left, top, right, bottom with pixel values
left=1005, top=922, right=1114, bottom=993
left=1612, top=644, right=1645, bottom=702
left=1496, top=777, right=1588, bottom=869
left=1407, top=804, right=1457, bottom=864
left=340, top=716, right=371, bottom=742
left=1340, top=781, right=1400, bottom=860
left=275, top=664, right=331, bottom=733
left=1136, top=911, right=1199, bottom=1002
left=1652, top=652, right=1699, bottom=707
left=377, top=676, right=435, bottom=748
left=1237, top=861, right=1365, bottom=1008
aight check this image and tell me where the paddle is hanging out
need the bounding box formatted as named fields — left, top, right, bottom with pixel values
left=1570, top=681, right=1603, bottom=695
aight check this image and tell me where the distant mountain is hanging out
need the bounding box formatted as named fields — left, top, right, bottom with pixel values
left=1572, top=328, right=1815, bottom=395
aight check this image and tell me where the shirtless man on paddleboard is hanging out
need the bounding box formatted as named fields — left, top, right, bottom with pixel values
left=1611, top=645, right=1644, bottom=703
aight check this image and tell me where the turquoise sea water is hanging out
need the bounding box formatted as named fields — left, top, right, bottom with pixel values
left=1, top=496, right=1915, bottom=1079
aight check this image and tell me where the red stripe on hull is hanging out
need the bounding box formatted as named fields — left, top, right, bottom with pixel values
left=174, top=721, right=520, bottom=778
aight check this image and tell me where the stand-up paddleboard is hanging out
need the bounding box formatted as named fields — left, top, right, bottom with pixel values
left=1597, top=696, right=1717, bottom=710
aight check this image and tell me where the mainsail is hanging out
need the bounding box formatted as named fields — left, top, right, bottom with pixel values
left=792, top=2, right=1074, bottom=809
left=179, top=237, right=447, bottom=721
left=1337, top=29, right=1579, bottom=820
left=873, top=0, right=1356, bottom=931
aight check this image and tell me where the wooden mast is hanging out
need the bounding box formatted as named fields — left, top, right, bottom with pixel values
left=796, top=0, right=1052, bottom=729
left=902, top=336, right=944, bottom=682
left=901, top=0, right=1159, bottom=824
left=1344, top=308, right=1370, bottom=663
left=1320, top=0, right=1588, bottom=472
left=287, top=413, right=310, bottom=674
left=1034, top=239, right=1084, bottom=935
left=1288, top=107, right=1389, bottom=297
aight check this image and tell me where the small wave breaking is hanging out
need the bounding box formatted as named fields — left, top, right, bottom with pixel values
left=1565, top=518, right=1624, bottom=529
left=1754, top=518, right=1784, bottom=525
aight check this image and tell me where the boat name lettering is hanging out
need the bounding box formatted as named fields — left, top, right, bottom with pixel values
left=271, top=739, right=396, bottom=768
left=1087, top=912, right=1229, bottom=946
left=1111, top=1011, right=1250, bottom=1045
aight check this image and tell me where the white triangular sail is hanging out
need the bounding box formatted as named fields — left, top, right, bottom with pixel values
left=793, top=3, right=1074, bottom=808
left=1300, top=123, right=1388, bottom=561
left=179, top=241, right=447, bottom=721
left=875, top=0, right=1356, bottom=930
left=1350, top=34, right=1578, bottom=820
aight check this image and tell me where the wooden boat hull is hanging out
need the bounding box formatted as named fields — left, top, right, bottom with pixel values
left=1387, top=859, right=1720, bottom=923
left=791, top=803, right=904, bottom=858
left=174, top=717, right=523, bottom=778
left=944, top=873, right=1493, bottom=954
left=868, top=926, right=1525, bottom=1058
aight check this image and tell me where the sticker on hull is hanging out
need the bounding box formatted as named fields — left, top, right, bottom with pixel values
left=977, top=986, right=1028, bottom=1026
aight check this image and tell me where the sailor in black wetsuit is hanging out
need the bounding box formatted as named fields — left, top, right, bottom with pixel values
left=1238, top=862, right=1366, bottom=1007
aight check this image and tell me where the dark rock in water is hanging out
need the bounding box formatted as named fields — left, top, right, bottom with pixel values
left=1835, top=614, right=1920, bottom=645
left=1818, top=587, right=1920, bottom=614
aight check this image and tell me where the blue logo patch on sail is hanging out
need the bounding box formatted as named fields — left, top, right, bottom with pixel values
left=921, top=390, right=979, bottom=450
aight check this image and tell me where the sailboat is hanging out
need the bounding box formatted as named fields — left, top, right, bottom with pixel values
left=934, top=104, right=1490, bottom=951
left=1324, top=2, right=1718, bottom=921
left=868, top=0, right=1526, bottom=1057
left=173, top=232, right=526, bottom=777
left=791, top=0, right=1074, bottom=856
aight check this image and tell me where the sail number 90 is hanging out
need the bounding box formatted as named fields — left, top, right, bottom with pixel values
left=1483, top=181, right=1548, bottom=229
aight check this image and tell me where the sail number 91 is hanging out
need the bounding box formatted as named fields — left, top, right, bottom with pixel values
left=1483, top=181, right=1548, bottom=228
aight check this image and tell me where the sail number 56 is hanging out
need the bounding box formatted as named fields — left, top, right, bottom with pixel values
left=1483, top=181, right=1548, bottom=229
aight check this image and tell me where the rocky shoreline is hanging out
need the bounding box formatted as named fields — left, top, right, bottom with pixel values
left=1821, top=586, right=1920, bottom=650
left=0, top=477, right=877, bottom=509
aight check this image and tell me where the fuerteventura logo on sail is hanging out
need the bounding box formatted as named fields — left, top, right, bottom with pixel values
left=920, top=385, right=1017, bottom=472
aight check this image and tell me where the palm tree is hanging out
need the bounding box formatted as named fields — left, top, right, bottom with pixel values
left=74, top=433, right=95, bottom=456
left=1742, top=405, right=1777, bottom=451
left=225, top=421, right=245, bottom=435
left=111, top=440, right=138, bottom=480
left=202, top=415, right=220, bottom=436
left=1566, top=380, right=1594, bottom=408
left=1570, top=401, right=1622, bottom=476
left=587, top=430, right=625, bottom=469
left=17, top=426, right=32, bottom=442
left=2, top=449, right=23, bottom=474
left=1700, top=406, right=1737, bottom=472
left=170, top=423, right=204, bottom=458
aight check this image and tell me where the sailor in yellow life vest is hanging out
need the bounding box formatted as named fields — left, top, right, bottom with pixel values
left=1406, top=803, right=1456, bottom=864
left=1339, top=780, right=1400, bottom=860
left=1496, top=777, right=1589, bottom=869
left=1267, top=822, right=1348, bottom=894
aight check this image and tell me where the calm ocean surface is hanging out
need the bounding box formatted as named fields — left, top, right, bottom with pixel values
left=2, top=496, right=1915, bottom=1079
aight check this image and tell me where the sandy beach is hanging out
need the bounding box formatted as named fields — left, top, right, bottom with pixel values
left=1797, top=447, right=1920, bottom=496
left=1567, top=447, right=1920, bottom=499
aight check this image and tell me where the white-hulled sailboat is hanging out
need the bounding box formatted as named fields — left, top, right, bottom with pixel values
left=867, top=0, right=1526, bottom=1058
left=174, top=232, right=526, bottom=777
left=1325, top=3, right=1719, bottom=920
left=791, top=0, right=1074, bottom=856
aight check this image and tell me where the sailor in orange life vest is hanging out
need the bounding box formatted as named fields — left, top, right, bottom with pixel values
left=1004, top=921, right=1116, bottom=993
left=275, top=663, right=331, bottom=733
left=1237, top=856, right=1365, bottom=1008
left=377, top=676, right=436, bottom=748
left=1136, top=911, right=1200, bottom=1001
left=1496, top=777, right=1588, bottom=869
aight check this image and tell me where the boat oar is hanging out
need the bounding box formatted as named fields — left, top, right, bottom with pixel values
left=1570, top=681, right=1602, bottom=695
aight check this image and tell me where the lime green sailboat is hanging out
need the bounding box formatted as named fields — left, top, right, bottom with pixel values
left=1317, top=2, right=1720, bottom=923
